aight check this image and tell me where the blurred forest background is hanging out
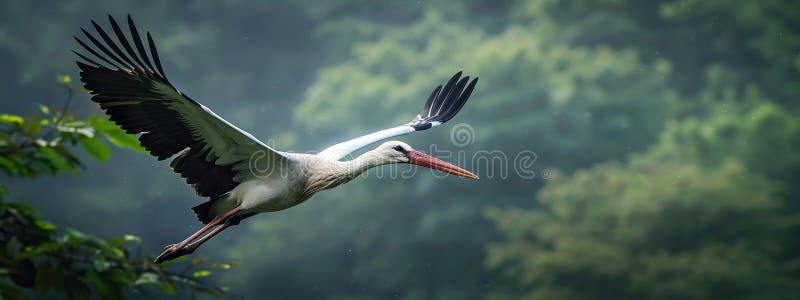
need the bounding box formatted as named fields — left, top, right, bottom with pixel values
left=2, top=0, right=799, bottom=299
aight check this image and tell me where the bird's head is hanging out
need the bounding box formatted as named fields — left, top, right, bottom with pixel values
left=372, top=141, right=478, bottom=179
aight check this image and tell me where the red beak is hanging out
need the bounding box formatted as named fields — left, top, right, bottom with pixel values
left=408, top=150, right=479, bottom=179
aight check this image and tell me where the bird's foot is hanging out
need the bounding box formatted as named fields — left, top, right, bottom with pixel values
left=154, top=244, right=194, bottom=264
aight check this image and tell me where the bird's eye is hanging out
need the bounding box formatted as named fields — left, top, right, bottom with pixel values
left=392, top=145, right=406, bottom=153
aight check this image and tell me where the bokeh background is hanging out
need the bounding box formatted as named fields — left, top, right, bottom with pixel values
left=2, top=0, right=799, bottom=299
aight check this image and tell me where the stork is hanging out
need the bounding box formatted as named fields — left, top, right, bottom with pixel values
left=73, top=15, right=479, bottom=264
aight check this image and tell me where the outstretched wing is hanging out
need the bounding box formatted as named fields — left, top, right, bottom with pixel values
left=319, top=71, right=478, bottom=160
left=74, top=15, right=290, bottom=200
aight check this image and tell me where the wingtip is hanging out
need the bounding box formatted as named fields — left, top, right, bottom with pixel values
left=469, top=77, right=479, bottom=88
left=409, top=71, right=478, bottom=129
left=108, top=14, right=120, bottom=26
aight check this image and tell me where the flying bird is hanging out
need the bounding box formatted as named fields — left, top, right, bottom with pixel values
left=73, top=15, right=479, bottom=263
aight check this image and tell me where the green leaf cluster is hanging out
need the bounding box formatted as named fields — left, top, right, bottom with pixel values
left=486, top=102, right=800, bottom=299
left=0, top=79, right=144, bottom=177
left=280, top=1, right=800, bottom=299
left=0, top=79, right=233, bottom=299
left=0, top=193, right=235, bottom=299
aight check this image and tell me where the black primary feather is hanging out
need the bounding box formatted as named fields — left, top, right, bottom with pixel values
left=73, top=15, right=237, bottom=203
left=75, top=35, right=123, bottom=69
left=91, top=19, right=137, bottom=69
left=407, top=71, right=478, bottom=130
left=108, top=15, right=148, bottom=71
left=126, top=15, right=157, bottom=74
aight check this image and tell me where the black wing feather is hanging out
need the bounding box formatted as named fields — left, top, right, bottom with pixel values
left=407, top=71, right=478, bottom=130
left=422, top=85, right=442, bottom=115
left=72, top=50, right=103, bottom=67
left=80, top=27, right=131, bottom=69
left=75, top=36, right=122, bottom=69
left=441, top=77, right=477, bottom=122
left=107, top=15, right=148, bottom=72
left=73, top=16, right=238, bottom=201
left=126, top=15, right=157, bottom=74
left=436, top=76, right=469, bottom=117
left=147, top=32, right=168, bottom=79
left=89, top=21, right=136, bottom=69
left=433, top=72, right=462, bottom=116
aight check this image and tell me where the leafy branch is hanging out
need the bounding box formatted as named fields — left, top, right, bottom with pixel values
left=0, top=77, right=236, bottom=299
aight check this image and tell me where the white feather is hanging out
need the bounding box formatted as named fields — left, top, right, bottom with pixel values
left=318, top=126, right=415, bottom=160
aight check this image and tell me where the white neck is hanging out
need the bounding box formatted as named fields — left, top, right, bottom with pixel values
left=346, top=150, right=391, bottom=177
left=302, top=150, right=393, bottom=198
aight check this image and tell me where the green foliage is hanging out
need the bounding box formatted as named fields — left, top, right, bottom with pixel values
left=476, top=2, right=800, bottom=299
left=638, top=99, right=800, bottom=179
left=0, top=76, right=145, bottom=177
left=0, top=194, right=233, bottom=299
left=231, top=1, right=800, bottom=298
left=513, top=0, right=800, bottom=105
left=486, top=160, right=799, bottom=299
left=486, top=101, right=800, bottom=299
left=89, top=116, right=147, bottom=154
left=2, top=1, right=799, bottom=299
left=0, top=79, right=232, bottom=299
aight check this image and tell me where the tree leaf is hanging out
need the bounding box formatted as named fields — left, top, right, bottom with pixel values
left=57, top=75, right=71, bottom=86
left=64, top=228, right=89, bottom=243
left=85, top=269, right=110, bottom=298
left=210, top=263, right=232, bottom=270
left=134, top=272, right=160, bottom=285
left=158, top=255, right=187, bottom=266
left=192, top=270, right=212, bottom=278
left=188, top=256, right=207, bottom=267
left=38, top=147, right=75, bottom=173
left=123, top=234, right=141, bottom=243
left=22, top=117, right=42, bottom=135
left=0, top=156, right=18, bottom=174
left=61, top=121, right=87, bottom=128
left=89, top=116, right=147, bottom=153
left=34, top=220, right=56, bottom=231
left=38, top=104, right=50, bottom=115
left=78, top=137, right=111, bottom=161
left=158, top=282, right=177, bottom=295
left=0, top=114, right=24, bottom=125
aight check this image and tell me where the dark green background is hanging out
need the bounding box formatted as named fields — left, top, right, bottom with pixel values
left=2, top=0, right=798, bottom=299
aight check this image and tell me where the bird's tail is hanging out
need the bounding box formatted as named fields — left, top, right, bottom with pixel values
left=191, top=201, right=214, bottom=224
left=191, top=191, right=235, bottom=224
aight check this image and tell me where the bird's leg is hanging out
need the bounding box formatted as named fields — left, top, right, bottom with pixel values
left=177, top=211, right=256, bottom=253
left=155, top=223, right=232, bottom=264
left=154, top=206, right=241, bottom=263
left=173, top=221, right=234, bottom=256
left=154, top=212, right=255, bottom=264
left=168, top=206, right=241, bottom=250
